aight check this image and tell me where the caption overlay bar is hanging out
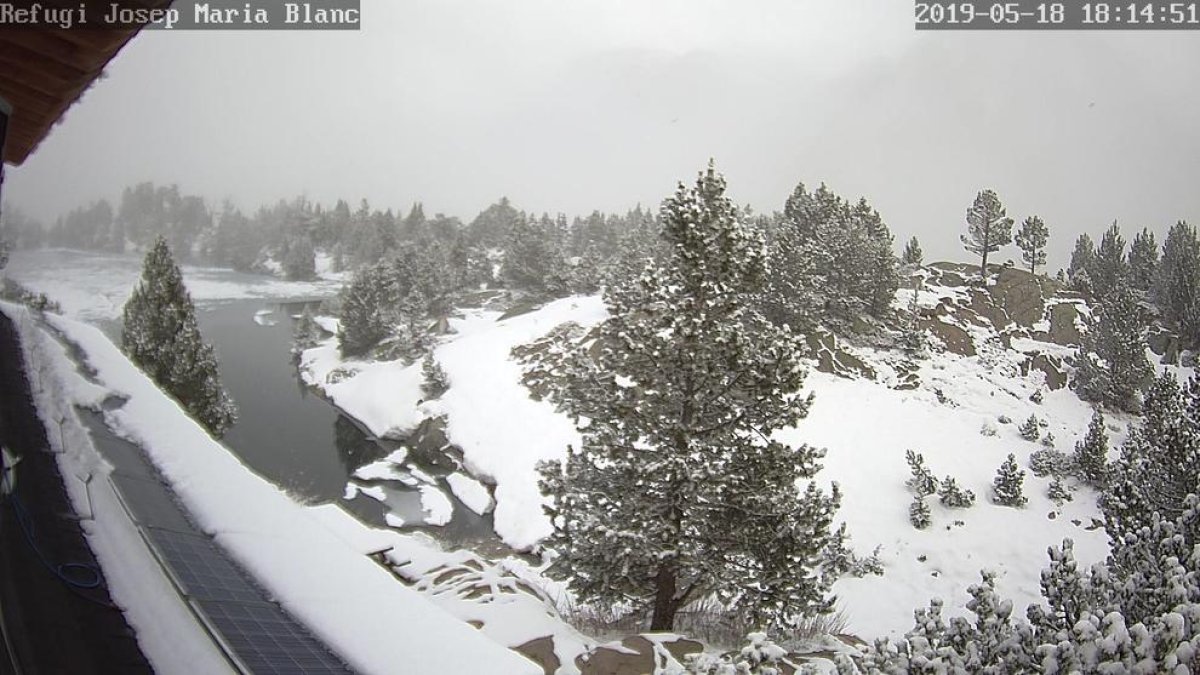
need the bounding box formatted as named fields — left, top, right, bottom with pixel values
left=0, top=0, right=362, bottom=31
left=915, top=1, right=1200, bottom=29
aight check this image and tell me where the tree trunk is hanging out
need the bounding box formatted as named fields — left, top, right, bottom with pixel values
left=650, top=564, right=679, bottom=631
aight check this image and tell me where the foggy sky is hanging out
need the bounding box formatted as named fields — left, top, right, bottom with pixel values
left=7, top=0, right=1200, bottom=270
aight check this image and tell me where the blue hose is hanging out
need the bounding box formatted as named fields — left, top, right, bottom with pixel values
left=3, top=469, right=102, bottom=590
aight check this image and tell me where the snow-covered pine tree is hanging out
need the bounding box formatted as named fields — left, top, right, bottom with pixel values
left=1103, top=372, right=1200, bottom=542
left=1067, top=233, right=1096, bottom=296
left=1128, top=227, right=1158, bottom=292
left=865, top=233, right=900, bottom=318
left=1153, top=220, right=1200, bottom=346
left=291, top=305, right=325, bottom=355
left=529, top=163, right=845, bottom=632
left=1046, top=477, right=1072, bottom=505
left=449, top=232, right=493, bottom=290
left=1073, top=409, right=1109, bottom=487
left=992, top=454, right=1028, bottom=507
left=501, top=213, right=569, bottom=295
left=1014, top=215, right=1049, bottom=275
left=852, top=504, right=1200, bottom=673
left=1027, top=539, right=1095, bottom=638
left=904, top=449, right=937, bottom=496
left=909, top=494, right=932, bottom=529
left=122, top=237, right=237, bottom=436
left=281, top=235, right=316, bottom=280
left=338, top=264, right=391, bottom=356
left=1072, top=283, right=1152, bottom=413
left=1029, top=446, right=1069, bottom=478
left=938, top=476, right=976, bottom=508
left=960, top=189, right=1013, bottom=280
left=900, top=282, right=926, bottom=357
left=901, top=236, right=923, bottom=267
left=761, top=182, right=899, bottom=334
left=1018, top=414, right=1040, bottom=442
left=420, top=354, right=449, bottom=400
left=1091, top=222, right=1129, bottom=299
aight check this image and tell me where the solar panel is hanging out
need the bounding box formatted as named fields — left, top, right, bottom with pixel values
left=145, top=528, right=262, bottom=604
left=82, top=408, right=350, bottom=673
left=109, top=474, right=194, bottom=532
left=200, top=600, right=349, bottom=673
left=77, top=411, right=157, bottom=480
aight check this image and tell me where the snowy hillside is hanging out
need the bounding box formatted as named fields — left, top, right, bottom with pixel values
left=298, top=263, right=1194, bottom=640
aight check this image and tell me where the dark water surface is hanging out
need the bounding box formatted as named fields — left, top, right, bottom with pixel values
left=190, top=298, right=504, bottom=552
left=195, top=299, right=355, bottom=502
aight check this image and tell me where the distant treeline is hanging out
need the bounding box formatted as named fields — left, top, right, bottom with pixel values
left=0, top=183, right=675, bottom=281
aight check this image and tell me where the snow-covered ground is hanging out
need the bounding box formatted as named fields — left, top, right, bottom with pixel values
left=3, top=302, right=541, bottom=674
left=297, top=290, right=1138, bottom=639
left=9, top=249, right=1193, bottom=656
left=300, top=295, right=608, bottom=549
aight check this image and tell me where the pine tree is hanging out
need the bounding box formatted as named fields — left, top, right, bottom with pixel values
left=855, top=504, right=1200, bottom=673
left=281, top=235, right=316, bottom=281
left=122, top=237, right=237, bottom=436
left=1018, top=414, right=1041, bottom=442
left=291, top=305, right=325, bottom=355
left=909, top=495, right=932, bottom=529
left=905, top=449, right=937, bottom=496
left=762, top=182, right=898, bottom=334
left=527, top=163, right=845, bottom=631
left=1153, top=221, right=1200, bottom=345
left=900, top=282, right=926, bottom=356
left=1029, top=447, right=1069, bottom=477
left=501, top=213, right=571, bottom=296
left=901, top=236, right=923, bottom=266
left=338, top=265, right=391, bottom=356
left=420, top=354, right=449, bottom=400
left=1047, top=477, right=1072, bottom=505
left=1067, top=233, right=1096, bottom=295
left=1103, top=372, right=1200, bottom=542
left=938, top=476, right=976, bottom=508
left=992, top=454, right=1028, bottom=507
left=1014, top=215, right=1049, bottom=275
left=960, top=189, right=1013, bottom=279
left=1128, top=227, right=1158, bottom=292
left=1072, top=283, right=1152, bottom=413
left=1073, top=409, right=1109, bottom=487
left=1091, top=222, right=1129, bottom=299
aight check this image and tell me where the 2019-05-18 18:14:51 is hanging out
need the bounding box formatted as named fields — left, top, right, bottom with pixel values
left=915, top=1, right=1200, bottom=26
left=913, top=3, right=1067, bottom=26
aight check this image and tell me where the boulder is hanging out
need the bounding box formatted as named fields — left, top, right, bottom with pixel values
left=576, top=635, right=703, bottom=675
left=1021, top=352, right=1068, bottom=390
left=926, top=262, right=972, bottom=287
left=991, top=267, right=1056, bottom=327
left=968, top=288, right=1010, bottom=331
left=515, top=636, right=560, bottom=675
left=923, top=318, right=976, bottom=356
left=1146, top=327, right=1181, bottom=363
left=805, top=330, right=876, bottom=380
left=1040, top=302, right=1083, bottom=347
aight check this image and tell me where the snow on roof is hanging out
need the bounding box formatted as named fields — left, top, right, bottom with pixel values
left=42, top=313, right=540, bottom=675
